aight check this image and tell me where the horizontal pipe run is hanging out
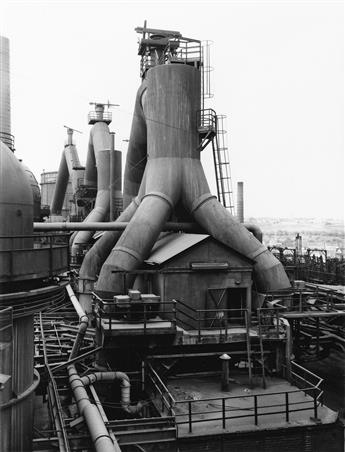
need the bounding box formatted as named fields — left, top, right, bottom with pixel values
left=34, top=222, right=262, bottom=243
left=34, top=221, right=205, bottom=232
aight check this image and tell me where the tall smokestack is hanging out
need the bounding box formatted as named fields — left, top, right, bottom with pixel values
left=0, top=36, right=13, bottom=150
left=237, top=181, right=244, bottom=223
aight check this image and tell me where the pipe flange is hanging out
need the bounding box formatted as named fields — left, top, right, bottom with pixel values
left=190, top=193, right=216, bottom=213
left=115, top=246, right=142, bottom=262
left=142, top=191, right=174, bottom=210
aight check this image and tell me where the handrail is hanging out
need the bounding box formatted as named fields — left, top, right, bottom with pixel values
left=174, top=298, right=195, bottom=312
left=146, top=363, right=176, bottom=415
left=290, top=361, right=324, bottom=390
left=174, top=385, right=322, bottom=433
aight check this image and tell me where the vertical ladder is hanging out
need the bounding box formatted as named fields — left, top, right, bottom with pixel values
left=245, top=310, right=253, bottom=388
left=257, top=309, right=267, bottom=389
left=212, top=115, right=235, bottom=215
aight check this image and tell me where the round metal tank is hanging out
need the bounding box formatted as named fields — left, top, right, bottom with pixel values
left=41, top=170, right=74, bottom=219
left=0, top=140, right=34, bottom=451
left=40, top=171, right=57, bottom=208
left=22, top=162, right=41, bottom=221
left=0, top=36, right=11, bottom=139
left=0, top=142, right=33, bottom=249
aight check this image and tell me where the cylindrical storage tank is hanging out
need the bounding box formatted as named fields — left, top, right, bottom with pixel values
left=0, top=36, right=12, bottom=148
left=0, top=141, right=35, bottom=451
left=40, top=171, right=58, bottom=208
left=22, top=163, right=41, bottom=221
left=237, top=181, right=244, bottom=223
left=41, top=171, right=74, bottom=220
left=0, top=142, right=33, bottom=249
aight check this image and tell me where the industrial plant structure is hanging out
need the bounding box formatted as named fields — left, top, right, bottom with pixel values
left=0, top=24, right=344, bottom=452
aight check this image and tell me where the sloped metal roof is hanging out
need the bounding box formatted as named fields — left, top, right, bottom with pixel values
left=145, top=233, right=209, bottom=265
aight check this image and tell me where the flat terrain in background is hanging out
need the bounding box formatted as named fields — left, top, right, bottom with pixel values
left=248, top=217, right=344, bottom=254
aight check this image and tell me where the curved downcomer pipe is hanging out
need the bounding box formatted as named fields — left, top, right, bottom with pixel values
left=123, top=81, right=147, bottom=209
left=243, top=223, right=263, bottom=243
left=71, top=122, right=111, bottom=258
left=96, top=64, right=290, bottom=295
left=77, top=82, right=148, bottom=294
left=51, top=145, right=83, bottom=215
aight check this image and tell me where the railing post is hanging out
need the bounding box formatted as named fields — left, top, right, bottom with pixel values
left=254, top=395, right=258, bottom=425
left=172, top=299, right=177, bottom=330
left=144, top=304, right=147, bottom=336
left=316, top=317, right=320, bottom=355
left=313, top=389, right=318, bottom=420
left=197, top=311, right=201, bottom=343
left=188, top=401, right=192, bottom=433
left=141, top=360, right=145, bottom=392
left=222, top=398, right=226, bottom=429
left=49, top=235, right=53, bottom=278
left=299, top=290, right=302, bottom=312
left=285, top=392, right=289, bottom=422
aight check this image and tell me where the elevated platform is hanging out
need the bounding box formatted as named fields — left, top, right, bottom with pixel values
left=99, top=315, right=176, bottom=336
left=166, top=373, right=337, bottom=437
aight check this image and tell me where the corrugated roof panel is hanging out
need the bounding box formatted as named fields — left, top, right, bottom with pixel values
left=145, top=233, right=209, bottom=265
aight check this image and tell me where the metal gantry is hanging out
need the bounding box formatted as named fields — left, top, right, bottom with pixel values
left=33, top=309, right=97, bottom=451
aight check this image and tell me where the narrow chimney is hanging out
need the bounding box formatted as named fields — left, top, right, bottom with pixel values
left=237, top=181, right=244, bottom=223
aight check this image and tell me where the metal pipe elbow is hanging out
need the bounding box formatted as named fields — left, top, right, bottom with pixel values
left=243, top=222, right=263, bottom=243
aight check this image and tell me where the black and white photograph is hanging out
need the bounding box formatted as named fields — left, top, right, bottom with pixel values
left=0, top=1, right=344, bottom=451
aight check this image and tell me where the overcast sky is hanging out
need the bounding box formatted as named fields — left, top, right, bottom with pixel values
left=0, top=0, right=343, bottom=219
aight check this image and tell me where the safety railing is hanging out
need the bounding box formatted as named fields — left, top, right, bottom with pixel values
left=93, top=293, right=177, bottom=335
left=174, top=40, right=202, bottom=65
left=256, top=306, right=288, bottom=339
left=87, top=111, right=112, bottom=124
left=288, top=361, right=324, bottom=401
left=0, top=233, right=70, bottom=282
left=174, top=384, right=322, bottom=434
left=145, top=358, right=323, bottom=435
left=197, top=108, right=217, bottom=137
left=0, top=131, right=15, bottom=150
left=264, top=288, right=342, bottom=313
left=175, top=299, right=248, bottom=342
left=145, top=362, right=176, bottom=416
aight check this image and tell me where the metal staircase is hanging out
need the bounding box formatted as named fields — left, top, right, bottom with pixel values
left=245, top=312, right=269, bottom=389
